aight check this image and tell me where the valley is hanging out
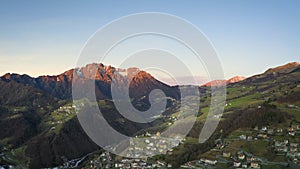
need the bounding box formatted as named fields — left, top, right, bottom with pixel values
left=0, top=62, right=299, bottom=169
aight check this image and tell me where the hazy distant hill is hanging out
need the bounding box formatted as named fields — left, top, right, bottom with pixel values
left=202, top=76, right=246, bottom=87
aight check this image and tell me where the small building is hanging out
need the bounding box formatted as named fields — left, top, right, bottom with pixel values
left=200, top=159, right=217, bottom=165
left=222, top=152, right=231, bottom=158
left=240, top=135, right=247, bottom=140
left=261, top=126, right=267, bottom=131
left=289, top=132, right=296, bottom=136
left=276, top=128, right=283, bottom=133
left=288, top=104, right=297, bottom=108
left=290, top=147, right=298, bottom=153
left=277, top=146, right=288, bottom=153
left=290, top=143, right=298, bottom=147
left=242, top=163, right=248, bottom=168
left=250, top=161, right=260, bottom=168
left=267, top=129, right=274, bottom=135
left=156, top=132, right=161, bottom=137
left=233, top=161, right=241, bottom=167
left=247, top=157, right=256, bottom=163
left=296, top=125, right=300, bottom=131
left=287, top=152, right=296, bottom=158
left=238, top=152, right=245, bottom=160
left=205, top=159, right=217, bottom=165
left=257, top=134, right=268, bottom=139
left=288, top=127, right=295, bottom=132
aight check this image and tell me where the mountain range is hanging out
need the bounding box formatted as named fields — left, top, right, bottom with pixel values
left=0, top=61, right=299, bottom=168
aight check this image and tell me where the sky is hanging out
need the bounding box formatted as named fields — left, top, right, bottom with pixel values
left=0, top=0, right=299, bottom=84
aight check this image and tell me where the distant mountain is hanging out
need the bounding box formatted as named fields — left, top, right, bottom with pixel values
left=203, top=61, right=300, bottom=87
left=238, top=61, right=300, bottom=86
left=202, top=76, right=246, bottom=87
left=227, top=76, right=247, bottom=83
left=264, top=62, right=300, bottom=75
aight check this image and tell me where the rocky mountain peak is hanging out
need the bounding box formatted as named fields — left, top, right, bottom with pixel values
left=227, top=76, right=246, bottom=83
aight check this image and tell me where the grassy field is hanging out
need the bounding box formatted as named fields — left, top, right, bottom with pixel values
left=44, top=103, right=77, bottom=134
left=226, top=85, right=252, bottom=99
left=277, top=104, right=300, bottom=121
left=242, top=140, right=269, bottom=157
left=226, top=93, right=263, bottom=109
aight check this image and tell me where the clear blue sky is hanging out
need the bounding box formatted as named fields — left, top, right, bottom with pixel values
left=0, top=0, right=299, bottom=82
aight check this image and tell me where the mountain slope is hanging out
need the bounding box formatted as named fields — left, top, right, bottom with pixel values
left=161, top=61, right=300, bottom=168
left=0, top=80, right=60, bottom=147
left=203, top=76, right=246, bottom=87
left=264, top=62, right=300, bottom=75
left=0, top=63, right=181, bottom=168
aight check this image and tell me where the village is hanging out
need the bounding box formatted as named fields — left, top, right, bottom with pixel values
left=56, top=149, right=173, bottom=169
left=48, top=129, right=181, bottom=169
left=1, top=101, right=300, bottom=169
left=104, top=130, right=183, bottom=168
left=181, top=124, right=300, bottom=169
left=88, top=151, right=172, bottom=169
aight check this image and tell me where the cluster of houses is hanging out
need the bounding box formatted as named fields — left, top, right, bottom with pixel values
left=238, top=125, right=300, bottom=142
left=114, top=159, right=172, bottom=169
left=274, top=139, right=300, bottom=164
left=84, top=131, right=182, bottom=168
left=167, top=116, right=177, bottom=126
left=215, top=138, right=227, bottom=150
left=56, top=105, right=77, bottom=115
left=224, top=151, right=260, bottom=169
left=194, top=151, right=261, bottom=168
left=237, top=125, right=300, bottom=166
left=87, top=151, right=172, bottom=169
left=122, top=132, right=184, bottom=158
left=88, top=151, right=113, bottom=169
left=186, top=124, right=300, bottom=168
left=48, top=105, right=78, bottom=131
